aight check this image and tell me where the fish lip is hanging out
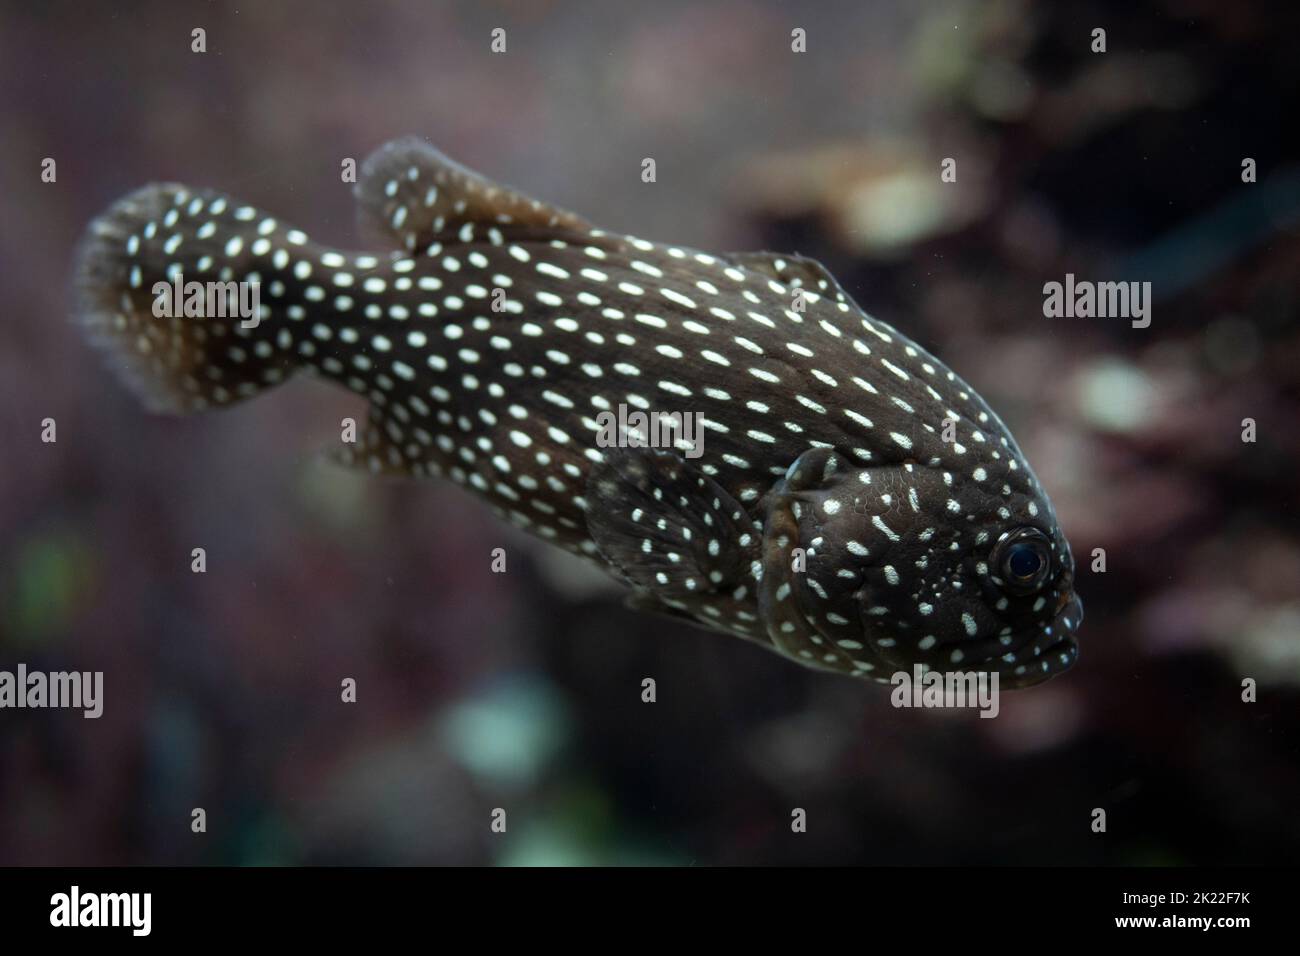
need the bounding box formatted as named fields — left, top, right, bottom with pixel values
left=1008, top=633, right=1079, bottom=688
left=1003, top=598, right=1082, bottom=686
left=954, top=590, right=1081, bottom=686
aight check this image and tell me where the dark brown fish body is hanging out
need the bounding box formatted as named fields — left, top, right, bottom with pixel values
left=76, top=137, right=1081, bottom=687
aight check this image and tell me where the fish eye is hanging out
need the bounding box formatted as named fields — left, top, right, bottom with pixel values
left=993, top=527, right=1052, bottom=594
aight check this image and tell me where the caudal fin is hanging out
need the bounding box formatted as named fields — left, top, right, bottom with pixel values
left=74, top=183, right=301, bottom=413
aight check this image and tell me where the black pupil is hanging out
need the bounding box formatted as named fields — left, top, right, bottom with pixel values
left=1007, top=543, right=1043, bottom=579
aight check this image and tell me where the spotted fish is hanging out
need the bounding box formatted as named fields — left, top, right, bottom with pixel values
left=75, top=137, right=1082, bottom=688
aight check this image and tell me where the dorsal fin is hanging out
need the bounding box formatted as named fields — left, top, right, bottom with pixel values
left=355, top=137, right=596, bottom=252
left=726, top=251, right=855, bottom=307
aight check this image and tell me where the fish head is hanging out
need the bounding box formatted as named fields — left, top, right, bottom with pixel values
left=759, top=443, right=1081, bottom=688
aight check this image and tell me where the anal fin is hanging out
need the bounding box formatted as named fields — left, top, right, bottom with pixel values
left=329, top=404, right=421, bottom=476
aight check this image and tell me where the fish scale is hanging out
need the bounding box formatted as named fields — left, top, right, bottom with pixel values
left=75, top=136, right=1082, bottom=688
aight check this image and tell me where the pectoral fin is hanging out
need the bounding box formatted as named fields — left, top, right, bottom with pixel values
left=758, top=448, right=848, bottom=666
left=585, top=447, right=758, bottom=601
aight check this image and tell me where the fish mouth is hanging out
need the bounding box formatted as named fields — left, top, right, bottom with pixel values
left=850, top=590, right=1085, bottom=688
left=994, top=592, right=1083, bottom=689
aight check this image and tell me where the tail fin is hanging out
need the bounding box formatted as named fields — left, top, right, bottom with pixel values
left=74, top=183, right=301, bottom=413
